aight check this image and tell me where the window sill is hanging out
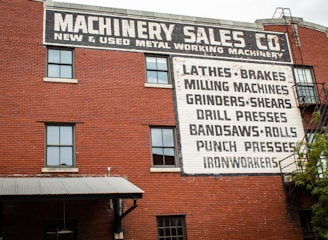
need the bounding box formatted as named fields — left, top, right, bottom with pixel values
left=150, top=167, right=181, bottom=173
left=41, top=167, right=79, bottom=173
left=144, top=83, right=172, bottom=89
left=43, top=77, right=78, bottom=84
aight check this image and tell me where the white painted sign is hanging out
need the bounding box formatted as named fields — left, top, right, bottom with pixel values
left=173, top=57, right=304, bottom=175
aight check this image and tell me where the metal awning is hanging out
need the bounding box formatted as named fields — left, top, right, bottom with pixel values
left=0, top=177, right=143, bottom=201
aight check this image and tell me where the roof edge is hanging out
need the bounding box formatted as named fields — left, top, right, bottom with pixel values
left=0, top=176, right=143, bottom=201
left=45, top=0, right=261, bottom=30
left=256, top=17, right=328, bottom=37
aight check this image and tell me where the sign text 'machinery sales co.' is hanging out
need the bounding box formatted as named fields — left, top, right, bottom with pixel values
left=44, top=10, right=291, bottom=63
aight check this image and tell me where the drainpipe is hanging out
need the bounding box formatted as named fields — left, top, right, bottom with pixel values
left=0, top=202, right=3, bottom=240
left=113, top=199, right=123, bottom=240
left=113, top=198, right=138, bottom=240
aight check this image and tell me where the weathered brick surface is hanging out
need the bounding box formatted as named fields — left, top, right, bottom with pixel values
left=1, top=0, right=327, bottom=239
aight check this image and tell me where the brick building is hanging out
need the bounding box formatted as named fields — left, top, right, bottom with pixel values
left=1, top=0, right=327, bottom=239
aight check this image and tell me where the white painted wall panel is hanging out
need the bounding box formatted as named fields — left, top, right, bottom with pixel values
left=173, top=57, right=304, bottom=175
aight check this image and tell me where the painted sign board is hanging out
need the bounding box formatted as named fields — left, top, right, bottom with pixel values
left=44, top=9, right=292, bottom=64
left=173, top=57, right=304, bottom=175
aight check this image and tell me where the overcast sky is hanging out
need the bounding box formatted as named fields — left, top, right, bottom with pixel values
left=55, top=0, right=328, bottom=27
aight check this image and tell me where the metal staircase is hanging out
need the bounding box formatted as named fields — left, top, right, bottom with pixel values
left=279, top=82, right=328, bottom=198
left=272, top=7, right=328, bottom=195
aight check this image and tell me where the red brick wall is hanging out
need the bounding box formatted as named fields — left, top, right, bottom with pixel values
left=263, top=24, right=328, bottom=85
left=1, top=1, right=321, bottom=239
left=124, top=175, right=303, bottom=239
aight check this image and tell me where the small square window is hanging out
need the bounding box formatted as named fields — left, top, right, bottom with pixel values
left=157, top=215, right=187, bottom=240
left=146, top=56, right=169, bottom=84
left=45, top=124, right=75, bottom=167
left=47, top=48, right=73, bottom=79
left=150, top=127, right=177, bottom=166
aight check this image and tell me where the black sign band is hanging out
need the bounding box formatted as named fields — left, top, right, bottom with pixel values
left=44, top=9, right=292, bottom=63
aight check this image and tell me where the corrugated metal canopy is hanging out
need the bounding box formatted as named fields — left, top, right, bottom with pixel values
left=0, top=177, right=143, bottom=201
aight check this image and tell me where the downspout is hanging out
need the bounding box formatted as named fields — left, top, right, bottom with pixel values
left=113, top=198, right=138, bottom=240
left=0, top=202, right=3, bottom=240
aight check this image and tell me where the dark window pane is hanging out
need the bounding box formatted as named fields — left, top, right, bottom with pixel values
left=153, top=154, right=164, bottom=165
left=177, top=219, right=182, bottom=226
left=164, top=219, right=170, bottom=227
left=158, top=218, right=164, bottom=226
left=159, top=229, right=164, bottom=236
left=164, top=155, right=175, bottom=165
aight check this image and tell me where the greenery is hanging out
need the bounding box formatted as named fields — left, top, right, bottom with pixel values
left=294, top=111, right=328, bottom=239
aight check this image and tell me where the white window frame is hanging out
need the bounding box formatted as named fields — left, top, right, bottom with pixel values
left=294, top=66, right=318, bottom=104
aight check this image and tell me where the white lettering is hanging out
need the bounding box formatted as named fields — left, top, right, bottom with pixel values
left=98, top=17, right=111, bottom=35
left=137, top=21, right=148, bottom=39
left=121, top=20, right=135, bottom=37
left=183, top=26, right=196, bottom=43
left=73, top=15, right=88, bottom=33
left=54, top=13, right=73, bottom=32
left=161, top=23, right=175, bottom=41
left=256, top=33, right=268, bottom=50
left=267, top=35, right=280, bottom=51
left=88, top=16, right=99, bottom=34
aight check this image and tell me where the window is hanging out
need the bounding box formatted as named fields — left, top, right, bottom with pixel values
left=299, top=210, right=319, bottom=240
left=146, top=56, right=169, bottom=84
left=151, top=127, right=176, bottom=166
left=47, top=48, right=73, bottom=78
left=46, top=124, right=75, bottom=167
left=294, top=67, right=318, bottom=104
left=157, top=215, right=187, bottom=240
